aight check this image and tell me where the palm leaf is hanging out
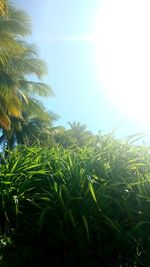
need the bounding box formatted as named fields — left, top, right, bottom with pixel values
left=0, top=0, right=7, bottom=16
left=6, top=3, right=31, bottom=35
left=22, top=98, right=51, bottom=120
left=1, top=53, right=48, bottom=79
left=0, top=17, right=31, bottom=37
left=0, top=33, right=25, bottom=66
left=0, top=107, right=10, bottom=129
left=0, top=91, right=22, bottom=118
left=19, top=80, right=54, bottom=97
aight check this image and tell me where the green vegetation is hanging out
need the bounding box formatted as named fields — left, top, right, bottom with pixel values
left=0, top=1, right=150, bottom=266
left=0, top=0, right=7, bottom=16
left=0, top=1, right=54, bottom=149
left=0, top=137, right=150, bottom=266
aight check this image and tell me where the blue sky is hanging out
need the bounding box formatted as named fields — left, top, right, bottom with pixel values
left=14, top=0, right=150, bottom=141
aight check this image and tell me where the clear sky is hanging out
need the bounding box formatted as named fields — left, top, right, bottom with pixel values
left=14, top=0, right=150, bottom=141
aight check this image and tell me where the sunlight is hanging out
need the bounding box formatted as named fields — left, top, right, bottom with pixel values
left=93, top=0, right=150, bottom=127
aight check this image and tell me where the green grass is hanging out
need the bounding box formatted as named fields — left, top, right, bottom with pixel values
left=0, top=136, right=150, bottom=266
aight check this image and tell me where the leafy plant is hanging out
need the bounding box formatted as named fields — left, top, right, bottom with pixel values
left=0, top=135, right=149, bottom=266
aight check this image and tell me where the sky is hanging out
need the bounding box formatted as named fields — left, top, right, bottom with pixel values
left=14, top=0, right=150, bottom=142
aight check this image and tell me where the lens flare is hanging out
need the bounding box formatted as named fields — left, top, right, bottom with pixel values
left=93, top=0, right=150, bottom=127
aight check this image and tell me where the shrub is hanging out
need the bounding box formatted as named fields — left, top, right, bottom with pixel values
left=0, top=136, right=150, bottom=266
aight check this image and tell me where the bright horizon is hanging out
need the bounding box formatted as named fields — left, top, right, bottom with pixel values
left=14, top=0, right=150, bottom=141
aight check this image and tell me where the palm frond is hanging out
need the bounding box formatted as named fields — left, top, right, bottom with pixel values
left=0, top=33, right=25, bottom=66
left=0, top=17, right=31, bottom=37
left=19, top=80, right=54, bottom=97
left=0, top=106, right=10, bottom=130
left=0, top=70, right=17, bottom=87
left=1, top=54, right=48, bottom=78
left=6, top=3, right=31, bottom=35
left=0, top=0, right=7, bottom=17
left=0, top=90, right=22, bottom=118
left=22, top=98, right=51, bottom=121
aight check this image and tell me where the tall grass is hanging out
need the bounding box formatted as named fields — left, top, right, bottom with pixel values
left=0, top=136, right=150, bottom=266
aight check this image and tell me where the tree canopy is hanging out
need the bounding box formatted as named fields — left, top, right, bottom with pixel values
left=0, top=1, right=55, bottom=148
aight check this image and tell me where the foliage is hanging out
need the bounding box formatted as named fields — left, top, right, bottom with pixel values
left=0, top=106, right=59, bottom=150
left=52, top=121, right=93, bottom=148
left=0, top=0, right=7, bottom=16
left=0, top=2, right=150, bottom=267
left=0, top=2, right=54, bottom=147
left=0, top=135, right=150, bottom=266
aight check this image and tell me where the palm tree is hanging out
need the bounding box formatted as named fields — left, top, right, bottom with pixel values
left=0, top=101, right=59, bottom=149
left=0, top=3, right=31, bottom=129
left=52, top=122, right=93, bottom=147
left=0, top=40, right=54, bottom=128
left=0, top=3, right=54, bottom=137
left=52, top=126, right=74, bottom=148
left=67, top=122, right=93, bottom=146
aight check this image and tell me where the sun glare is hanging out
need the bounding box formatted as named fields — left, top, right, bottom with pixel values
left=93, top=0, right=150, bottom=127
